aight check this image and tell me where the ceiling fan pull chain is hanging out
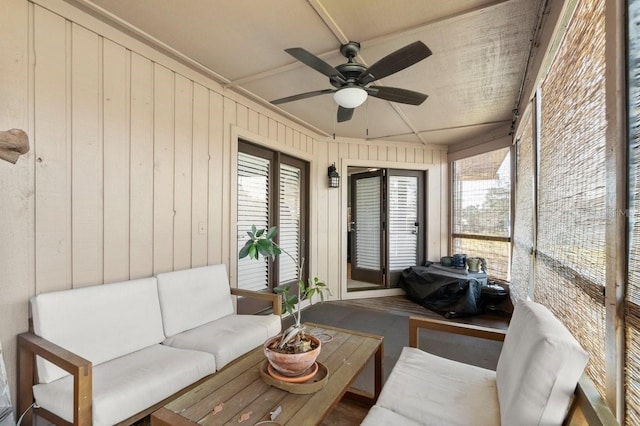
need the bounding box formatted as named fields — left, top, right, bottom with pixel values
left=366, top=100, right=369, bottom=137
left=333, top=102, right=337, bottom=140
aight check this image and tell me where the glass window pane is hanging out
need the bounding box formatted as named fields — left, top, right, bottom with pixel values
left=279, top=163, right=301, bottom=285
left=388, top=175, right=418, bottom=271
left=237, top=152, right=270, bottom=291
left=355, top=176, right=381, bottom=270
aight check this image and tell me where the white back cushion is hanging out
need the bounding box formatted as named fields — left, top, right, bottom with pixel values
left=156, top=265, right=234, bottom=337
left=496, top=300, right=589, bottom=425
left=31, top=277, right=165, bottom=384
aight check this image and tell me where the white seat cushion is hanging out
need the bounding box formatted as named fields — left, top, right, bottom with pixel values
left=372, top=346, right=500, bottom=426
left=496, top=300, right=589, bottom=425
left=157, top=265, right=235, bottom=337
left=31, top=277, right=166, bottom=383
left=361, top=405, right=425, bottom=426
left=163, top=313, right=281, bottom=369
left=33, top=344, right=216, bottom=426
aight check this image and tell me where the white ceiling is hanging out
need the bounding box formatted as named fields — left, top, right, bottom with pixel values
left=77, top=0, right=545, bottom=145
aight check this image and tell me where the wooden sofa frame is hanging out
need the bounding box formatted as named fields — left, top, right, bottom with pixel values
left=17, top=288, right=281, bottom=426
left=408, top=316, right=619, bottom=426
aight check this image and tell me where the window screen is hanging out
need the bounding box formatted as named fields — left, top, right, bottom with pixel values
left=452, top=148, right=511, bottom=281
left=510, top=113, right=535, bottom=303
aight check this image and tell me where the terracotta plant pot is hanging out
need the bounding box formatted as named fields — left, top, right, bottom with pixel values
left=264, top=334, right=321, bottom=377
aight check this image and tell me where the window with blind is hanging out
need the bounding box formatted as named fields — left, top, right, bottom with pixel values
left=236, top=141, right=308, bottom=313
left=237, top=151, right=271, bottom=292
left=626, top=0, right=640, bottom=423
left=388, top=174, right=419, bottom=271
left=451, top=148, right=511, bottom=281
left=534, top=0, right=607, bottom=396
left=354, top=174, right=382, bottom=272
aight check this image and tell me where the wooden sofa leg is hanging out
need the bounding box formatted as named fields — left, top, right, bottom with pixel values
left=74, top=365, right=92, bottom=426
left=17, top=336, right=35, bottom=426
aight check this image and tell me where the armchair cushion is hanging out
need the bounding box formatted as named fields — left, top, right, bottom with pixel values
left=496, top=300, right=589, bottom=425
left=157, top=265, right=235, bottom=337
left=366, top=346, right=500, bottom=426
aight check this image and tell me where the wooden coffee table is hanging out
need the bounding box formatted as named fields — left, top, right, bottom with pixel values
left=151, top=323, right=384, bottom=426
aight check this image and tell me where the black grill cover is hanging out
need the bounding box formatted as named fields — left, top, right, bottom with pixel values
left=399, top=266, right=483, bottom=318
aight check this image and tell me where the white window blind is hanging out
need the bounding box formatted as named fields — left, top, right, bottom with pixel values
left=237, top=152, right=270, bottom=291
left=388, top=175, right=418, bottom=270
left=279, top=163, right=301, bottom=285
left=355, top=176, right=381, bottom=271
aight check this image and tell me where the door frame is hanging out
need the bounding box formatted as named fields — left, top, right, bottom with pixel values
left=340, top=158, right=441, bottom=300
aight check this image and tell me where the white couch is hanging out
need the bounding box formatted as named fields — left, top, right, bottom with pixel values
left=361, top=300, right=616, bottom=426
left=18, top=264, right=281, bottom=426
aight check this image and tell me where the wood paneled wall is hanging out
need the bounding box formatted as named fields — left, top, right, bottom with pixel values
left=0, top=0, right=447, bottom=405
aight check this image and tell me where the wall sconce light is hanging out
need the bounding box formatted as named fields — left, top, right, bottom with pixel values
left=328, top=163, right=340, bottom=188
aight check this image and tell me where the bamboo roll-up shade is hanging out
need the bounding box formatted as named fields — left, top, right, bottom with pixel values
left=510, top=116, right=535, bottom=303
left=535, top=260, right=607, bottom=392
left=625, top=0, right=640, bottom=423
left=534, top=0, right=606, bottom=398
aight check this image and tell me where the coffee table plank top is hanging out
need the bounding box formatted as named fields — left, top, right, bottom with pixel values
left=152, top=323, right=383, bottom=426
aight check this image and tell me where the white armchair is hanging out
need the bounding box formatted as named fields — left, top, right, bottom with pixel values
left=361, top=300, right=618, bottom=426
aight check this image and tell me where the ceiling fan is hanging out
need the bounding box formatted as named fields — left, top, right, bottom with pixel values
left=271, top=40, right=432, bottom=123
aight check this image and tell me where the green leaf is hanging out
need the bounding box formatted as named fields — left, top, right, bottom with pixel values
left=256, top=239, right=273, bottom=257
left=238, top=244, right=250, bottom=259
left=251, top=224, right=257, bottom=234
left=316, top=281, right=327, bottom=287
left=273, top=286, right=289, bottom=294
left=248, top=244, right=258, bottom=260
left=306, top=288, right=316, bottom=300
left=266, top=226, right=278, bottom=239
left=256, top=228, right=265, bottom=237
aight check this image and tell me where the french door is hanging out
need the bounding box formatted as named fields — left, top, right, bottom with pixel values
left=236, top=140, right=308, bottom=313
left=350, top=168, right=425, bottom=288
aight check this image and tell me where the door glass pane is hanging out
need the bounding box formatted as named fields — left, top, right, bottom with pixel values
left=279, top=163, right=301, bottom=285
left=355, top=176, right=381, bottom=270
left=388, top=175, right=418, bottom=270
left=237, top=152, right=270, bottom=291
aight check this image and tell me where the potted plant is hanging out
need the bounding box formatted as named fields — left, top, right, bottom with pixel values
left=239, top=225, right=331, bottom=377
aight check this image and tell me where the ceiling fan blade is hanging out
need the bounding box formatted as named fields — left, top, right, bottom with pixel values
left=367, top=86, right=428, bottom=105
left=285, top=47, right=346, bottom=80
left=271, top=89, right=336, bottom=105
left=337, top=106, right=354, bottom=122
left=358, top=41, right=432, bottom=85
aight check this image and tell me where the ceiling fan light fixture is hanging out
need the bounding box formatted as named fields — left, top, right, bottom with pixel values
left=333, top=87, right=368, bottom=108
